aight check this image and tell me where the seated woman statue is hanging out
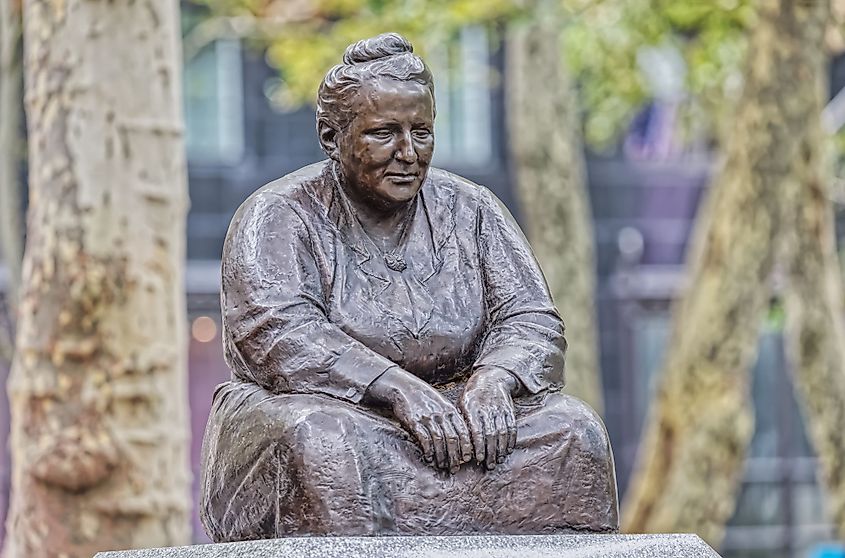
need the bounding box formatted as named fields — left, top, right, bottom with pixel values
left=200, top=32, right=618, bottom=542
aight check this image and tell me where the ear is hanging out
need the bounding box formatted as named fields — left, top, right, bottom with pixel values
left=318, top=121, right=341, bottom=161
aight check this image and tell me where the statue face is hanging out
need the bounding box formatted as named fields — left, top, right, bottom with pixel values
left=336, top=77, right=434, bottom=211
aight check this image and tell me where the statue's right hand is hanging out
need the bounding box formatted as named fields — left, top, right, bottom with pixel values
left=366, top=368, right=472, bottom=473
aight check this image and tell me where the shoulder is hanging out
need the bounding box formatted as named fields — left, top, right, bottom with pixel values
left=252, top=160, right=329, bottom=204
left=424, top=167, right=508, bottom=215
left=225, top=161, right=330, bottom=243
left=425, top=167, right=518, bottom=229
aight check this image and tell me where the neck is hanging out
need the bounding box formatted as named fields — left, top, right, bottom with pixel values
left=349, top=195, right=415, bottom=249
left=335, top=173, right=416, bottom=239
left=335, top=169, right=415, bottom=247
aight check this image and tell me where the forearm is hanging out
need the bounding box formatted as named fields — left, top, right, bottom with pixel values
left=473, top=336, right=564, bottom=395
left=364, top=365, right=417, bottom=407
left=231, top=313, right=401, bottom=403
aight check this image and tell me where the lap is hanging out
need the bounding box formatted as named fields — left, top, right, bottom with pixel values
left=200, top=381, right=618, bottom=539
left=207, top=381, right=609, bottom=453
left=204, top=381, right=415, bottom=457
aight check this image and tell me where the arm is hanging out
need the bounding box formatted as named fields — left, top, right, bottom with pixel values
left=459, top=187, right=567, bottom=469
left=222, top=193, right=395, bottom=403
left=473, top=188, right=567, bottom=394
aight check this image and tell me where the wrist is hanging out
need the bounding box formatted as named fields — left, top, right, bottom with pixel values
left=475, top=366, right=519, bottom=394
left=365, top=366, right=404, bottom=406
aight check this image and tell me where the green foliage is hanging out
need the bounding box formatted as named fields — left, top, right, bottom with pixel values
left=189, top=0, right=523, bottom=108
left=563, top=0, right=753, bottom=145
left=189, top=0, right=756, bottom=147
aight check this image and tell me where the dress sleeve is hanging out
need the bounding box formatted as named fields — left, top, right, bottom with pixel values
left=221, top=193, right=397, bottom=403
left=473, top=188, right=567, bottom=394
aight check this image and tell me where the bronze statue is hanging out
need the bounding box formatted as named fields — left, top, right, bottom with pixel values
left=200, top=32, right=618, bottom=542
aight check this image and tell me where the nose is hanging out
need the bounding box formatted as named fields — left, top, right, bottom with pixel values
left=394, top=130, right=418, bottom=164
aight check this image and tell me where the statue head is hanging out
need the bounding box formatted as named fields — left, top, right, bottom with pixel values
left=317, top=33, right=436, bottom=212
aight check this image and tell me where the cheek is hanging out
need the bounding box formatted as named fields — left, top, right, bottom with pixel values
left=417, top=142, right=434, bottom=163
left=360, top=143, right=395, bottom=167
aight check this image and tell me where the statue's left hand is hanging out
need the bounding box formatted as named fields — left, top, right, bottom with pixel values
left=458, top=367, right=519, bottom=470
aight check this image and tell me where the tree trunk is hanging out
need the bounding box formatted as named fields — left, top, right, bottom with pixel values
left=505, top=10, right=603, bottom=412
left=783, top=127, right=845, bottom=542
left=621, top=0, right=828, bottom=545
left=4, top=0, right=192, bottom=554
left=780, top=0, right=845, bottom=537
left=0, top=0, right=23, bottom=363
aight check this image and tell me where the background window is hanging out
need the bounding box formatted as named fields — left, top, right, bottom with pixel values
left=428, top=26, right=493, bottom=168
left=184, top=39, right=246, bottom=164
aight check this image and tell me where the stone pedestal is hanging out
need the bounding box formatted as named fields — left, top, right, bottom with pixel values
left=95, top=534, right=721, bottom=557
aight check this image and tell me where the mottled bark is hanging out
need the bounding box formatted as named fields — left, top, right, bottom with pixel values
left=622, top=0, right=828, bottom=545
left=4, top=0, right=192, bottom=555
left=0, top=0, right=23, bottom=364
left=505, top=12, right=603, bottom=412
left=780, top=2, right=845, bottom=537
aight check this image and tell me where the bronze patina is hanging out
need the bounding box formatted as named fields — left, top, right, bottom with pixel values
left=200, top=32, right=619, bottom=541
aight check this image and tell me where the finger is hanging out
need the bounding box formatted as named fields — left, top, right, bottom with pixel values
left=495, top=414, right=508, bottom=463
left=439, top=416, right=460, bottom=473
left=413, top=423, right=435, bottom=464
left=483, top=413, right=497, bottom=471
left=505, top=410, right=517, bottom=454
left=468, top=411, right=485, bottom=465
left=450, top=413, right=473, bottom=464
left=428, top=420, right=448, bottom=471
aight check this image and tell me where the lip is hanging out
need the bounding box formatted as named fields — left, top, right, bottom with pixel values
left=384, top=173, right=418, bottom=184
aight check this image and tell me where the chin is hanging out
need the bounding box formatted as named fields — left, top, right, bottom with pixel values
left=381, top=184, right=422, bottom=204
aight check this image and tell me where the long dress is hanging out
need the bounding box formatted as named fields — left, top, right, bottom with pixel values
left=199, top=161, right=618, bottom=542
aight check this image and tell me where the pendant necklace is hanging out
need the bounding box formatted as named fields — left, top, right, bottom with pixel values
left=384, top=250, right=407, bottom=272
left=380, top=201, right=413, bottom=272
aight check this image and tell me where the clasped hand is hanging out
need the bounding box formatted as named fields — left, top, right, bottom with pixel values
left=366, top=366, right=519, bottom=473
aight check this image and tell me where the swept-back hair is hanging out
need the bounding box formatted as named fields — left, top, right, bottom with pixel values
left=316, top=33, right=435, bottom=153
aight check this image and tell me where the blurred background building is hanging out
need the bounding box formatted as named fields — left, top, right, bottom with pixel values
left=2, top=13, right=844, bottom=558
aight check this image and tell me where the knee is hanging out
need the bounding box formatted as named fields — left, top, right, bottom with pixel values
left=542, top=394, right=613, bottom=465
left=289, top=406, right=357, bottom=456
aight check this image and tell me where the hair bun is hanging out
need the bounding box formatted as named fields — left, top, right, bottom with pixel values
left=342, top=33, right=413, bottom=65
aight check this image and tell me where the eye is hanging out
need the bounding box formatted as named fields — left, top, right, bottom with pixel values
left=368, top=129, right=393, bottom=140
left=412, top=128, right=433, bottom=141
